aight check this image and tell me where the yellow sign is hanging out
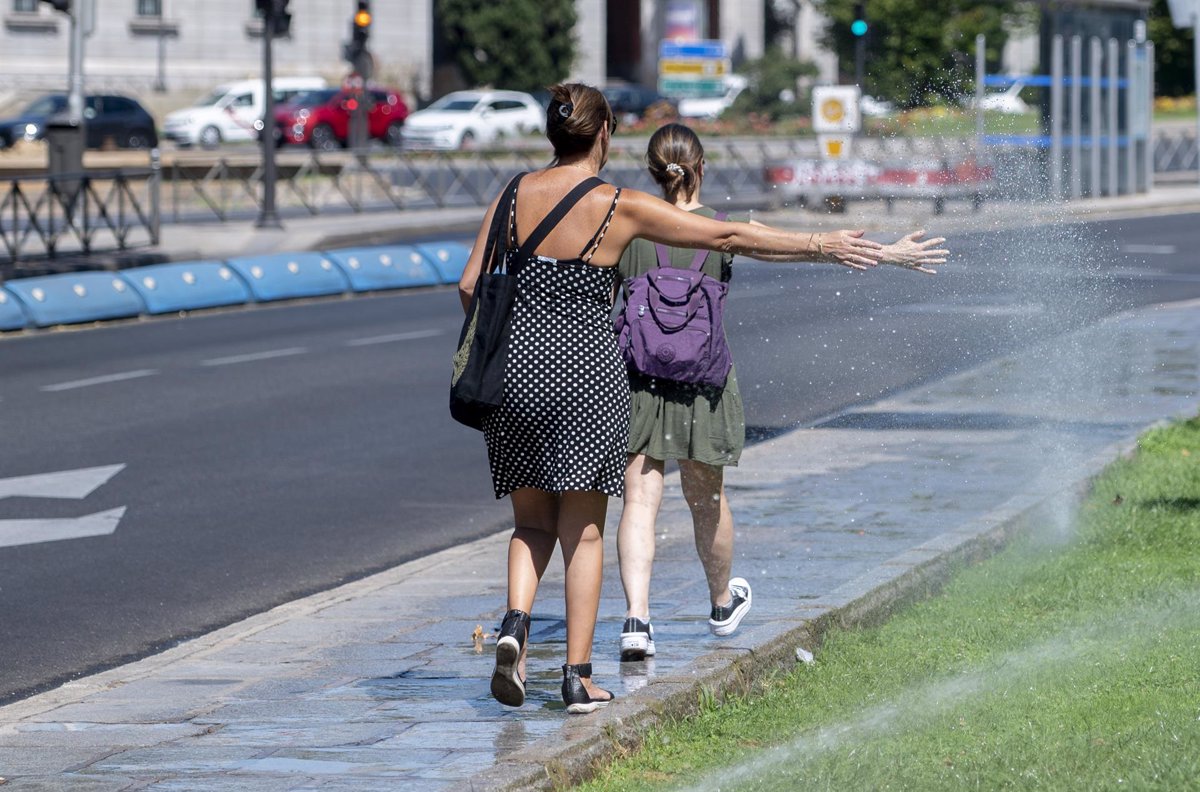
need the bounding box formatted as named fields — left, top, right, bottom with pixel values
left=820, top=98, right=846, bottom=124
left=818, top=134, right=853, bottom=160
left=659, top=58, right=729, bottom=77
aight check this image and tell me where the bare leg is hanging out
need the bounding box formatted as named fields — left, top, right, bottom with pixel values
left=616, top=454, right=665, bottom=620
left=506, top=488, right=560, bottom=676
left=557, top=489, right=611, bottom=700
left=679, top=460, right=734, bottom=607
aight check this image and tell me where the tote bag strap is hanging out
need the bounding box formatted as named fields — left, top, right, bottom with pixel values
left=653, top=211, right=728, bottom=272
left=482, top=172, right=527, bottom=275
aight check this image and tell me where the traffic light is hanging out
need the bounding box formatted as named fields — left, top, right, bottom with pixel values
left=352, top=1, right=371, bottom=48
left=254, top=0, right=291, bottom=37
left=39, top=0, right=71, bottom=12
left=851, top=2, right=867, bottom=37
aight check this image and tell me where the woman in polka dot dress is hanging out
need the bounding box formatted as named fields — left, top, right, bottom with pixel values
left=459, top=83, right=948, bottom=715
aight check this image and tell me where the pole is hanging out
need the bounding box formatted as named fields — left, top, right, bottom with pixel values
left=1090, top=37, right=1102, bottom=197
left=1126, top=39, right=1137, bottom=195
left=256, top=0, right=282, bottom=229
left=855, top=35, right=865, bottom=89
left=67, top=4, right=84, bottom=125
left=1107, top=37, right=1119, bottom=197
left=155, top=23, right=167, bottom=93
left=975, top=34, right=985, bottom=150
left=1194, top=14, right=1200, bottom=187
left=1051, top=35, right=1064, bottom=200
left=1146, top=40, right=1155, bottom=192
left=1071, top=35, right=1082, bottom=200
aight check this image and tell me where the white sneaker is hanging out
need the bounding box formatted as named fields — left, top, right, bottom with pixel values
left=619, top=617, right=656, bottom=661
left=708, top=578, right=752, bottom=636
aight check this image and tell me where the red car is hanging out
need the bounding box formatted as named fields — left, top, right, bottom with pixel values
left=272, top=87, right=409, bottom=149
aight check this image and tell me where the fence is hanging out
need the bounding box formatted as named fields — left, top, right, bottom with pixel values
left=0, top=164, right=159, bottom=271
left=976, top=33, right=1155, bottom=200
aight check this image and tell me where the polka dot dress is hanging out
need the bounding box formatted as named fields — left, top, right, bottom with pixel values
left=483, top=194, right=630, bottom=499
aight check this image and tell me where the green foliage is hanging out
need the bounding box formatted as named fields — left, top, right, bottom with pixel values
left=577, top=414, right=1200, bottom=792
left=817, top=0, right=1034, bottom=108
left=728, top=47, right=819, bottom=120
left=1149, top=0, right=1196, bottom=97
left=435, top=0, right=576, bottom=93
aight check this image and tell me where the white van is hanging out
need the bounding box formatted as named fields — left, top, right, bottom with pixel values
left=163, top=76, right=326, bottom=149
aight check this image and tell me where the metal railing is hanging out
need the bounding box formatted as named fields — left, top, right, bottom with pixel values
left=1, top=165, right=159, bottom=272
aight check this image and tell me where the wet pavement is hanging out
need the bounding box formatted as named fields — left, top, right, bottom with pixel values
left=0, top=292, right=1197, bottom=790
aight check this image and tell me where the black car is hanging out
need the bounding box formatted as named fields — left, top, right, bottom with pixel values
left=602, top=84, right=674, bottom=123
left=0, top=93, right=158, bottom=150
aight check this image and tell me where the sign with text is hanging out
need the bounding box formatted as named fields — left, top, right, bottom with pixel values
left=658, top=39, right=729, bottom=99
left=812, top=86, right=862, bottom=134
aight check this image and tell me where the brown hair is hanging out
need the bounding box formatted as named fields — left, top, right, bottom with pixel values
left=646, top=123, right=704, bottom=203
left=545, top=83, right=614, bottom=159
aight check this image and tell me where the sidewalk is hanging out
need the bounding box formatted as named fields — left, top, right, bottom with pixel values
left=98, top=181, right=1200, bottom=270
left=1, top=290, right=1198, bottom=789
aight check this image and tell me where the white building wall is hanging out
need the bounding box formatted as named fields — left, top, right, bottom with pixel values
left=0, top=0, right=432, bottom=104
left=572, top=0, right=606, bottom=84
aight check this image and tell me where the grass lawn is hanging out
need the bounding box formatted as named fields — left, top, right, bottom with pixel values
left=578, top=417, right=1200, bottom=792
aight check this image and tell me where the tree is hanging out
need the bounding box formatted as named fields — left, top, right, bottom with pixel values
left=436, top=0, right=576, bottom=93
left=1149, top=0, right=1195, bottom=97
left=816, top=0, right=1032, bottom=108
left=729, top=48, right=819, bottom=120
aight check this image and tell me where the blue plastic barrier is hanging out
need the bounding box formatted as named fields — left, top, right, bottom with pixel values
left=0, top=287, right=29, bottom=331
left=224, top=252, right=350, bottom=302
left=119, top=260, right=252, bottom=315
left=415, top=241, right=471, bottom=284
left=323, top=245, right=441, bottom=293
left=5, top=272, right=147, bottom=327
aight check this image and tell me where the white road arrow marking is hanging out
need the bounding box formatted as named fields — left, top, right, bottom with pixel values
left=0, top=507, right=126, bottom=549
left=0, top=464, right=126, bottom=501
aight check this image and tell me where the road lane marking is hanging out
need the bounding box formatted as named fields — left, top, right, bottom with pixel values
left=345, top=329, right=445, bottom=347
left=41, top=369, right=158, bottom=392
left=1121, top=244, right=1177, bottom=255
left=0, top=507, right=126, bottom=549
left=200, top=347, right=307, bottom=367
left=0, top=464, right=126, bottom=500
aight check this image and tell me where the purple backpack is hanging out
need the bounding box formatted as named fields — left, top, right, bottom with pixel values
left=615, top=215, right=732, bottom=388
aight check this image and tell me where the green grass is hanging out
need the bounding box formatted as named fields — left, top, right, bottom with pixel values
left=578, top=417, right=1200, bottom=792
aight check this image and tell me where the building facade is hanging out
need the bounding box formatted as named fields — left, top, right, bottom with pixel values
left=0, top=1, right=766, bottom=111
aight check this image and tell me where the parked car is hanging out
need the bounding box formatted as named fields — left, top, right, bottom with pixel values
left=401, top=90, right=544, bottom=150
left=676, top=75, right=748, bottom=120
left=272, top=87, right=409, bottom=149
left=972, top=80, right=1030, bottom=114
left=0, top=93, right=157, bottom=150
left=602, top=84, right=674, bottom=124
left=163, top=76, right=326, bottom=149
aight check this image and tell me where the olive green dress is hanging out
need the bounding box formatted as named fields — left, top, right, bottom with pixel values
left=617, top=206, right=745, bottom=467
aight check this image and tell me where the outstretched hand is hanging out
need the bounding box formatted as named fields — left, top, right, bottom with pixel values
left=880, top=230, right=948, bottom=274
left=821, top=229, right=885, bottom=270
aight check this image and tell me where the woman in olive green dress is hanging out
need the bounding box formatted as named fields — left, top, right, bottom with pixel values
left=615, top=124, right=945, bottom=660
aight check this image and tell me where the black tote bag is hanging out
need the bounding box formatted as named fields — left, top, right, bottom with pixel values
left=450, top=173, right=526, bottom=430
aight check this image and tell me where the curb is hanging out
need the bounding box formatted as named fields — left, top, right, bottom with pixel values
left=480, top=428, right=1152, bottom=792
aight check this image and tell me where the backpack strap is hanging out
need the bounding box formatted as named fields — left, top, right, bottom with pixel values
left=516, top=176, right=606, bottom=260
left=482, top=172, right=526, bottom=274
left=653, top=211, right=729, bottom=272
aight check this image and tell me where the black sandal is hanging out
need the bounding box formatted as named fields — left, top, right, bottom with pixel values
left=491, top=609, right=531, bottom=707
left=561, top=662, right=614, bottom=715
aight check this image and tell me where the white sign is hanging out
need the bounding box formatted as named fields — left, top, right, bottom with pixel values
left=812, top=86, right=862, bottom=134
left=1166, top=0, right=1199, bottom=27
left=0, top=464, right=127, bottom=549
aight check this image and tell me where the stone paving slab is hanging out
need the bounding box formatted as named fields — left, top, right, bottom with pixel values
left=0, top=298, right=1198, bottom=791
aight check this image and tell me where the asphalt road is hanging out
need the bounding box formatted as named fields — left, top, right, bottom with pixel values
left=1, top=212, right=1197, bottom=704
